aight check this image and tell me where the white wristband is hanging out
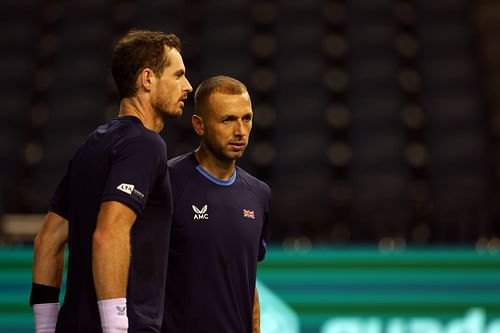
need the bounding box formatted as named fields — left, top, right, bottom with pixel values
left=97, top=298, right=128, bottom=333
left=33, top=303, right=59, bottom=333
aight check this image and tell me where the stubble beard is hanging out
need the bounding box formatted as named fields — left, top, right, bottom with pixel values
left=204, top=136, right=243, bottom=164
left=153, top=96, right=182, bottom=119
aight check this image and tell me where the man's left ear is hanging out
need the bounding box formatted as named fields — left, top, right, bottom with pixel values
left=192, top=115, right=204, bottom=136
left=140, top=68, right=155, bottom=92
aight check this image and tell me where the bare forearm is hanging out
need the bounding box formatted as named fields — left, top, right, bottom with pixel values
left=253, top=288, right=260, bottom=333
left=32, top=212, right=67, bottom=288
left=92, top=230, right=131, bottom=300
left=92, top=201, right=136, bottom=301
left=33, top=244, right=65, bottom=287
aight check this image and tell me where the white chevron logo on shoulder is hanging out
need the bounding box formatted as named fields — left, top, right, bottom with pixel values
left=192, top=204, right=208, bottom=220
left=116, top=183, right=134, bottom=195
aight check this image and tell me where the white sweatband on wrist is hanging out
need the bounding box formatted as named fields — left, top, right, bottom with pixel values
left=97, top=298, right=128, bottom=333
left=33, top=302, right=59, bottom=333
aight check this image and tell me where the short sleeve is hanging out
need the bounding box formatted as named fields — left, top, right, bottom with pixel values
left=258, top=187, right=272, bottom=262
left=49, top=168, right=70, bottom=220
left=101, top=135, right=166, bottom=215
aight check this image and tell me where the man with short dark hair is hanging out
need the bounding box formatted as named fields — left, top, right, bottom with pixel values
left=162, top=75, right=271, bottom=333
left=30, top=29, right=192, bottom=333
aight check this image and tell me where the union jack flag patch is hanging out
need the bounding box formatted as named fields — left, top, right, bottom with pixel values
left=243, top=209, right=255, bottom=219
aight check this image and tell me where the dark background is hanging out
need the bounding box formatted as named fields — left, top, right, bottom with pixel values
left=1, top=0, right=500, bottom=247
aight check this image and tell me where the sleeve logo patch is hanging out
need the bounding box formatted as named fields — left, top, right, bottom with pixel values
left=116, top=183, right=145, bottom=199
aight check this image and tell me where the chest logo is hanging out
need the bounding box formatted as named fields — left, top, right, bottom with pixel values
left=192, top=204, right=208, bottom=220
left=243, top=209, right=255, bottom=219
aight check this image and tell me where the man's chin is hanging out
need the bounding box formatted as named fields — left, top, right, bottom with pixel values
left=227, top=151, right=245, bottom=160
left=163, top=109, right=183, bottom=119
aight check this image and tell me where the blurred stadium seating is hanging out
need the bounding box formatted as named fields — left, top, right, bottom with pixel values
left=1, top=0, right=499, bottom=245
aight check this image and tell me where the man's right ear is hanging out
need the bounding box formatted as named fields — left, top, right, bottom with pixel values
left=192, top=115, right=204, bottom=136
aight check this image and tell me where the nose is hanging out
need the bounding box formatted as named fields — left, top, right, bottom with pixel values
left=184, top=77, right=193, bottom=93
left=234, top=120, right=245, bottom=137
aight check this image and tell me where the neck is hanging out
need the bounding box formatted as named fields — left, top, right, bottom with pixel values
left=118, top=96, right=164, bottom=133
left=194, top=146, right=236, bottom=180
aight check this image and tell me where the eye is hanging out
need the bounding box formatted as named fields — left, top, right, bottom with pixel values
left=175, top=70, right=185, bottom=78
left=222, top=115, right=237, bottom=123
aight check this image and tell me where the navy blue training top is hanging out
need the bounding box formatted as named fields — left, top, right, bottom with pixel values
left=162, top=152, right=271, bottom=333
left=50, top=116, right=173, bottom=332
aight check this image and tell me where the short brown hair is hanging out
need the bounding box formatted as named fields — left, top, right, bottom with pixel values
left=194, top=75, right=248, bottom=115
left=111, top=30, right=181, bottom=99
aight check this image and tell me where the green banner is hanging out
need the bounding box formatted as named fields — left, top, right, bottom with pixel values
left=257, top=247, right=500, bottom=333
left=0, top=246, right=499, bottom=333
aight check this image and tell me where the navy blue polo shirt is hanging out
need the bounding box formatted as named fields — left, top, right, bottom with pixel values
left=50, top=116, right=173, bottom=332
left=162, top=152, right=271, bottom=333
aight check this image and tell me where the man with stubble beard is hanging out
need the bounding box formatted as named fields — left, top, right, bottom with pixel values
left=30, top=30, right=192, bottom=332
left=163, top=76, right=270, bottom=333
